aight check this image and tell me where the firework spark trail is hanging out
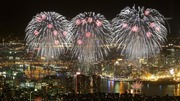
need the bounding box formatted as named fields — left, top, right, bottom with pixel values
left=112, top=6, right=168, bottom=60
left=68, top=12, right=112, bottom=65
left=25, top=11, right=70, bottom=61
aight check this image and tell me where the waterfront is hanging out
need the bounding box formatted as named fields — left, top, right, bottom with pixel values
left=1, top=74, right=180, bottom=100
left=101, top=79, right=180, bottom=96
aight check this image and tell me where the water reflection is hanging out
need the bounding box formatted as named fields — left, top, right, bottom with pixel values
left=102, top=80, right=180, bottom=96
left=75, top=76, right=180, bottom=96
left=174, top=84, right=180, bottom=96
left=106, top=81, right=131, bottom=94
left=107, top=80, right=114, bottom=93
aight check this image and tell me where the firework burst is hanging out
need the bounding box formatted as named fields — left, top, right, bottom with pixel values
left=69, top=12, right=112, bottom=65
left=112, top=6, right=168, bottom=60
left=25, top=11, right=70, bottom=61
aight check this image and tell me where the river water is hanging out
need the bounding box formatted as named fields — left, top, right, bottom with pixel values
left=100, top=80, right=180, bottom=96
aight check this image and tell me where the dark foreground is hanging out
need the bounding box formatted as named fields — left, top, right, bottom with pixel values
left=60, top=93, right=180, bottom=101
left=1, top=92, right=180, bottom=101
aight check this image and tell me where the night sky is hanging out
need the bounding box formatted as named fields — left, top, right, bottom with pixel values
left=0, top=0, right=179, bottom=39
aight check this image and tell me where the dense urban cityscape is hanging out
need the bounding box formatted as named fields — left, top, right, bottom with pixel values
left=0, top=35, right=180, bottom=100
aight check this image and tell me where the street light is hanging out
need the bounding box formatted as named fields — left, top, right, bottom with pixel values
left=30, top=91, right=33, bottom=101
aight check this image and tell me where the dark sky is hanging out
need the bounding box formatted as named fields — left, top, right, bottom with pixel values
left=0, top=0, right=179, bottom=39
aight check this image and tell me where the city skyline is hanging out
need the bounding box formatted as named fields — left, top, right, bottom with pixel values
left=0, top=0, right=179, bottom=39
